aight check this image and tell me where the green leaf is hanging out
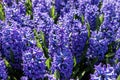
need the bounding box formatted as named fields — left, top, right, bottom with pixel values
left=73, top=56, right=77, bottom=67
left=72, top=65, right=80, bottom=78
left=36, top=40, right=43, bottom=50
left=82, top=71, right=86, bottom=76
left=96, top=16, right=100, bottom=31
left=79, top=71, right=86, bottom=80
left=81, top=15, right=85, bottom=24
left=86, top=23, right=91, bottom=38
left=0, top=4, right=5, bottom=20
left=10, top=49, right=15, bottom=63
left=34, top=29, right=49, bottom=58
left=105, top=53, right=114, bottom=58
left=34, top=29, right=43, bottom=51
left=8, top=76, right=11, bottom=80
left=117, top=75, right=120, bottom=80
left=4, top=59, right=10, bottom=67
left=13, top=77, right=17, bottom=80
left=39, top=31, right=48, bottom=58
left=50, top=6, right=55, bottom=19
left=99, top=14, right=104, bottom=24
left=39, top=31, right=45, bottom=42
left=45, top=58, right=51, bottom=69
left=54, top=70, right=60, bottom=80
left=25, top=0, right=33, bottom=18
left=4, top=59, right=12, bottom=68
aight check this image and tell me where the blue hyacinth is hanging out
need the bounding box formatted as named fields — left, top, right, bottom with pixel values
left=100, top=0, right=120, bottom=43
left=91, top=63, right=117, bottom=80
left=87, top=31, right=108, bottom=61
left=2, top=0, right=26, bottom=26
left=1, top=26, right=33, bottom=70
left=49, top=25, right=73, bottom=79
left=85, top=5, right=99, bottom=30
left=0, top=0, right=120, bottom=79
left=115, top=48, right=120, bottom=61
left=115, top=27, right=120, bottom=41
left=0, top=59, right=8, bottom=80
left=20, top=76, right=28, bottom=80
left=22, top=47, right=46, bottom=79
left=70, top=20, right=88, bottom=63
left=115, top=62, right=120, bottom=75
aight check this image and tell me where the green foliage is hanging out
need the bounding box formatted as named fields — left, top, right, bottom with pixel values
left=4, top=59, right=12, bottom=68
left=25, top=0, right=33, bottom=19
left=34, top=29, right=49, bottom=58
left=117, top=75, right=120, bottom=80
left=81, top=15, right=85, bottom=24
left=86, top=23, right=91, bottom=38
left=45, top=58, right=51, bottom=69
left=54, top=70, right=60, bottom=80
left=99, top=14, right=104, bottom=24
left=73, top=56, right=77, bottom=67
left=0, top=3, right=5, bottom=20
left=34, top=29, right=43, bottom=51
left=50, top=6, right=56, bottom=19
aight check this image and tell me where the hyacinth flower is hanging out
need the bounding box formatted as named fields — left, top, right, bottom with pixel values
left=55, top=0, right=68, bottom=14
left=70, top=20, right=88, bottom=63
left=45, top=74, right=56, bottom=80
left=2, top=0, right=35, bottom=30
left=115, top=0, right=120, bottom=20
left=32, top=14, right=54, bottom=46
left=54, top=0, right=75, bottom=17
left=90, top=0, right=102, bottom=5
left=74, top=0, right=100, bottom=31
left=2, top=0, right=36, bottom=29
left=115, top=62, right=120, bottom=76
left=91, top=63, right=117, bottom=80
left=115, top=27, right=120, bottom=41
left=76, top=0, right=91, bottom=16
left=87, top=31, right=108, bottom=62
left=0, top=59, right=8, bottom=80
left=20, top=76, right=28, bottom=80
left=49, top=25, right=73, bottom=79
left=100, top=0, right=120, bottom=43
left=22, top=47, right=46, bottom=80
left=115, top=48, right=120, bottom=62
left=31, top=0, right=54, bottom=46
left=1, top=26, right=33, bottom=70
left=32, top=0, right=52, bottom=22
left=58, top=8, right=87, bottom=63
left=85, top=5, right=99, bottom=31
left=2, top=0, right=27, bottom=25
left=32, top=0, right=52, bottom=13
left=3, top=0, right=13, bottom=6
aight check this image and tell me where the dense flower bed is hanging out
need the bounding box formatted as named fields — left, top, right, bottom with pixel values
left=0, top=0, right=120, bottom=80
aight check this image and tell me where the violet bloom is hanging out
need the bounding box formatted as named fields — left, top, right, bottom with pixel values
left=22, top=47, right=46, bottom=80
left=49, top=25, right=73, bottom=80
left=87, top=31, right=108, bottom=61
left=1, top=26, right=32, bottom=70
left=91, top=63, right=117, bottom=80
left=0, top=59, right=8, bottom=80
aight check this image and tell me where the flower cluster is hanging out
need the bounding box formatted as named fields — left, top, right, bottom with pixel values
left=22, top=47, right=46, bottom=80
left=91, top=63, right=117, bottom=80
left=0, top=59, right=7, bottom=80
left=115, top=62, right=120, bottom=75
left=0, top=0, right=120, bottom=80
left=49, top=25, right=73, bottom=79
left=0, top=26, right=32, bottom=70
left=87, top=31, right=109, bottom=61
left=115, top=48, right=120, bottom=62
left=70, top=20, right=88, bottom=63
